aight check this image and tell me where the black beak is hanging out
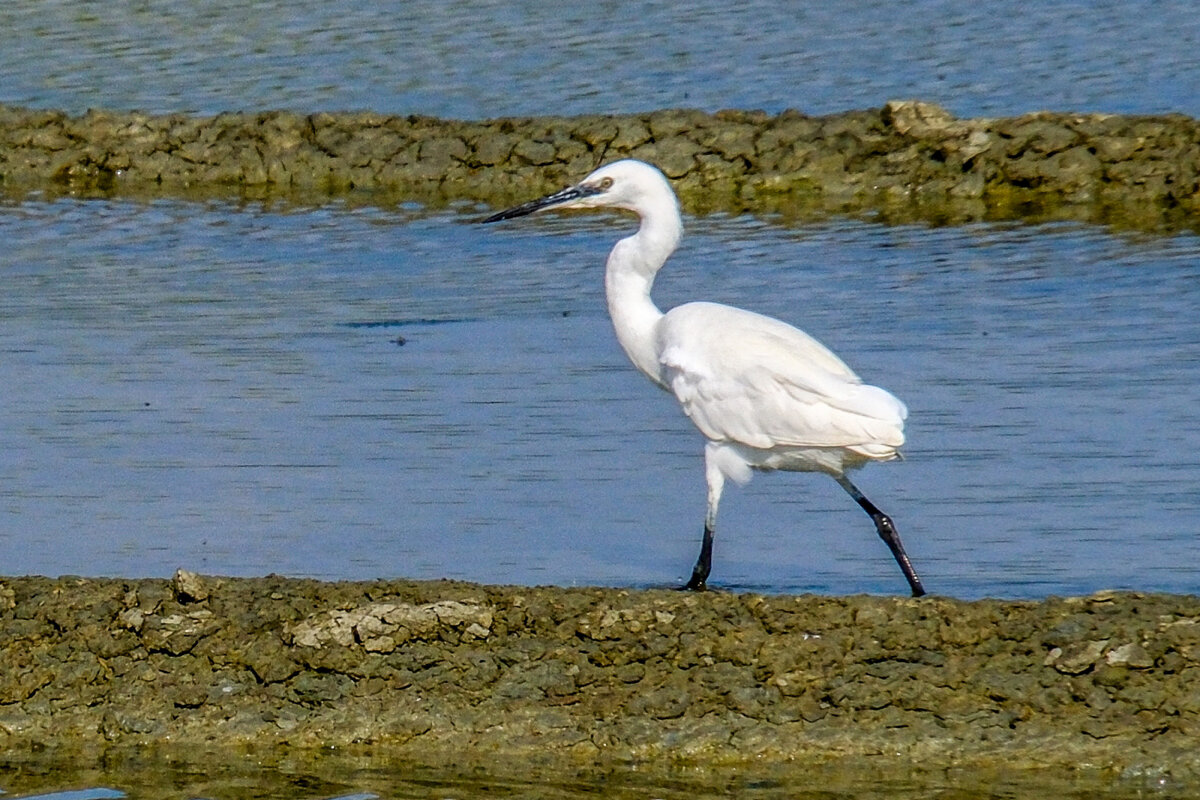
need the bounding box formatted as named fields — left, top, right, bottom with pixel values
left=479, top=183, right=603, bottom=224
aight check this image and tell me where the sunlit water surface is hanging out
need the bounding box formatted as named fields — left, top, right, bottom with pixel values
left=1, top=0, right=1198, bottom=120
left=1, top=197, right=1197, bottom=599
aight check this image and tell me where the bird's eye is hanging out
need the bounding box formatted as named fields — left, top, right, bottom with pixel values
left=597, top=177, right=614, bottom=190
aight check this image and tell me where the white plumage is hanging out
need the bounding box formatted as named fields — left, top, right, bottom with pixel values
left=658, top=302, right=906, bottom=457
left=482, top=159, right=925, bottom=596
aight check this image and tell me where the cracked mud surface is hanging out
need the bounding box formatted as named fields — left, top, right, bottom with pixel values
left=3, top=573, right=1200, bottom=782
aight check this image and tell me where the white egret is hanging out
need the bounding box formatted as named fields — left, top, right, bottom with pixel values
left=481, top=159, right=925, bottom=597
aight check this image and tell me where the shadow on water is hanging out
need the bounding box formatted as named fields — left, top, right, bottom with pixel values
left=0, top=749, right=1190, bottom=800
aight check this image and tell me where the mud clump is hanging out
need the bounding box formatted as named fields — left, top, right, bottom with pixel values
left=2, top=573, right=1200, bottom=781
left=2, top=101, right=1198, bottom=229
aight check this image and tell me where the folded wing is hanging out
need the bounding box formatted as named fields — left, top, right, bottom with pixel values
left=657, top=302, right=906, bottom=456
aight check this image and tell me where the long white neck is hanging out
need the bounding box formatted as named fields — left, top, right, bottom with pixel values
left=604, top=206, right=682, bottom=389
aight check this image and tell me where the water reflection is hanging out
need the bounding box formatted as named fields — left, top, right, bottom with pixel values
left=0, top=754, right=1184, bottom=800
left=0, top=197, right=1198, bottom=598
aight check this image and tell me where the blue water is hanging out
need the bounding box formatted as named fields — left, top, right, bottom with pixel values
left=0, top=0, right=1197, bottom=120
left=1, top=197, right=1197, bottom=599
left=2, top=791, right=126, bottom=800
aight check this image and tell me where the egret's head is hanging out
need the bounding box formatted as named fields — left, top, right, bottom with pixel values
left=480, top=159, right=674, bottom=223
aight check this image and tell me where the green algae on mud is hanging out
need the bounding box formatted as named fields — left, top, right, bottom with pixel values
left=1, top=101, right=1199, bottom=230
left=3, top=572, right=1200, bottom=786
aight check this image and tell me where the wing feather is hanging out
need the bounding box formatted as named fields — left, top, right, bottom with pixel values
left=657, top=302, right=906, bottom=453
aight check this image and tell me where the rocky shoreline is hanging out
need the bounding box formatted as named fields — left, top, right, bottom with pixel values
left=3, top=572, right=1200, bottom=783
left=2, top=102, right=1198, bottom=228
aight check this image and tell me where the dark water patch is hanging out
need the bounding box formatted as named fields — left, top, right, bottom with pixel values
left=341, top=318, right=476, bottom=328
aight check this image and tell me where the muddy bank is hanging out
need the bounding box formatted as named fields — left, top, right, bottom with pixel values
left=1, top=102, right=1198, bottom=228
left=3, top=573, right=1200, bottom=782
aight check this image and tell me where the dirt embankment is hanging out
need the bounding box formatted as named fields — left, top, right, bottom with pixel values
left=3, top=572, right=1200, bottom=780
left=1, top=102, right=1198, bottom=228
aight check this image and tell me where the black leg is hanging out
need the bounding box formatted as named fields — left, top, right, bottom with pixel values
left=681, top=522, right=714, bottom=591
left=835, top=475, right=926, bottom=597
